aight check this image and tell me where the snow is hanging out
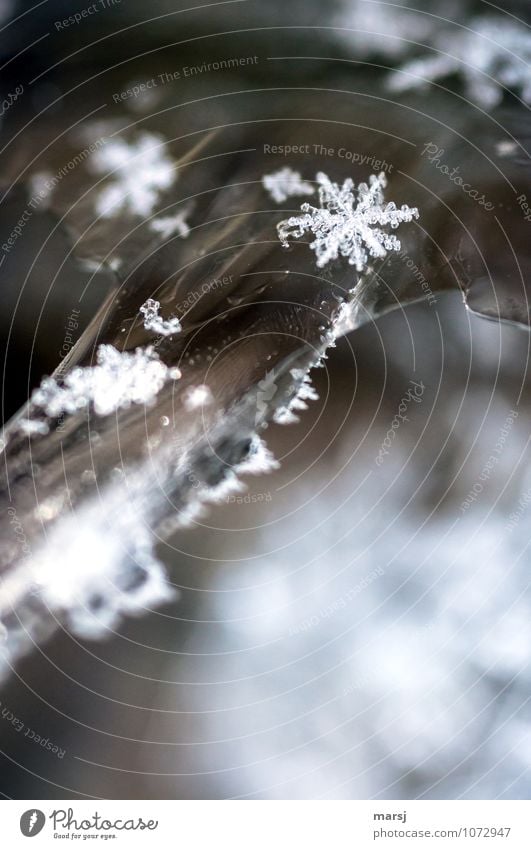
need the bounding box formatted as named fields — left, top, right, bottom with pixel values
left=388, top=16, right=531, bottom=108
left=139, top=298, right=182, bottom=337
left=0, top=475, right=176, bottom=652
left=262, top=168, right=315, bottom=203
left=90, top=132, right=176, bottom=218
left=149, top=210, right=191, bottom=240
left=234, top=435, right=280, bottom=476
left=28, top=171, right=54, bottom=209
left=277, top=171, right=419, bottom=271
left=25, top=345, right=180, bottom=429
left=273, top=371, right=320, bottom=425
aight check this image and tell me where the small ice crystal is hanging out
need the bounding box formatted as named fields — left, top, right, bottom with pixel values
left=277, top=171, right=419, bottom=271
left=28, top=344, right=179, bottom=423
left=139, top=298, right=182, bottom=337
left=263, top=168, right=315, bottom=203
left=149, top=210, right=190, bottom=240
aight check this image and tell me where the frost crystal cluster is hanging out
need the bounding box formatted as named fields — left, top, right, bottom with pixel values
left=263, top=168, right=315, bottom=203
left=140, top=298, right=182, bottom=336
left=90, top=132, right=176, bottom=218
left=388, top=16, right=531, bottom=108
left=277, top=172, right=419, bottom=271
left=25, top=344, right=180, bottom=429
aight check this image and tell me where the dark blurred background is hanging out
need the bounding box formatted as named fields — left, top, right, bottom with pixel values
left=1, top=0, right=531, bottom=800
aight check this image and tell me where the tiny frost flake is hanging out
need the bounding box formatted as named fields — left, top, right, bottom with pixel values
left=495, top=140, right=518, bottom=157
left=388, top=16, right=531, bottom=108
left=262, top=168, right=315, bottom=203
left=149, top=210, right=191, bottom=240
left=140, top=298, right=182, bottom=337
left=27, top=344, right=180, bottom=426
left=90, top=132, right=176, bottom=218
left=19, top=419, right=49, bottom=436
left=277, top=171, right=419, bottom=271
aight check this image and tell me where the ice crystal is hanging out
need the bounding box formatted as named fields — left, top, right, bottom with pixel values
left=332, top=0, right=445, bottom=60
left=19, top=418, right=49, bottom=437
left=90, top=132, right=176, bottom=218
left=139, top=298, right=182, bottom=337
left=262, top=168, right=315, bottom=203
left=183, top=384, right=214, bottom=411
left=27, top=344, right=180, bottom=426
left=277, top=172, right=419, bottom=271
left=495, top=140, right=518, bottom=157
left=388, top=16, right=531, bottom=108
left=0, top=474, right=176, bottom=659
left=149, top=210, right=191, bottom=240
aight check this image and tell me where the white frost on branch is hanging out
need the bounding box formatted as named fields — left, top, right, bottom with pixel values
left=277, top=171, right=419, bottom=271
left=140, top=298, right=182, bottom=337
left=262, top=168, right=315, bottom=203
left=28, top=171, right=55, bottom=209
left=90, top=132, right=176, bottom=218
left=388, top=16, right=531, bottom=108
left=332, top=0, right=446, bottom=59
left=23, top=345, right=181, bottom=432
left=274, top=370, right=320, bottom=425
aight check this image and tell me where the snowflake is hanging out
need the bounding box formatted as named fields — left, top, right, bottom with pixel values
left=139, top=299, right=182, bottom=336
left=26, top=344, right=181, bottom=428
left=182, top=384, right=214, bottom=411
left=262, top=168, right=315, bottom=203
left=388, top=16, right=531, bottom=108
left=149, top=210, right=190, bottom=240
left=90, top=132, right=176, bottom=218
left=277, top=171, right=419, bottom=271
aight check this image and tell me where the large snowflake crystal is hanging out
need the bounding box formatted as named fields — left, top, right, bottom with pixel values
left=277, top=172, right=419, bottom=271
left=388, top=16, right=531, bottom=108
